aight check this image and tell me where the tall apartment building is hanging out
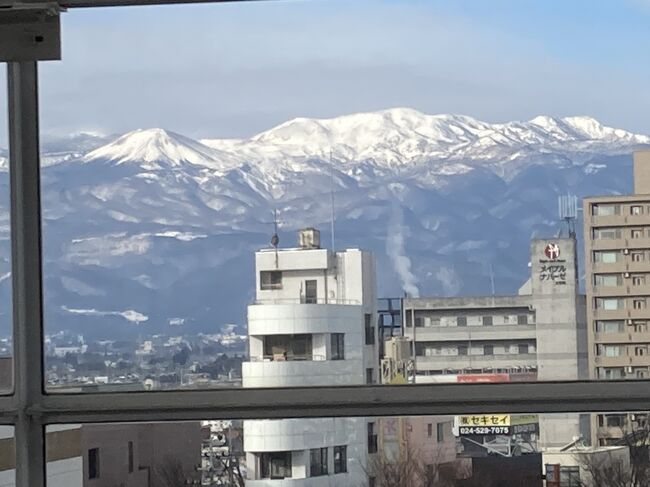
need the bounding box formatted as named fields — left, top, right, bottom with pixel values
left=584, top=150, right=650, bottom=445
left=402, top=238, right=590, bottom=448
left=242, top=228, right=379, bottom=486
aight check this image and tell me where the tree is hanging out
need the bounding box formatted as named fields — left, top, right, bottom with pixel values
left=364, top=445, right=463, bottom=487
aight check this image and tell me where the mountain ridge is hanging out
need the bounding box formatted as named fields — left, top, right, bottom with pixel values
left=0, top=109, right=645, bottom=339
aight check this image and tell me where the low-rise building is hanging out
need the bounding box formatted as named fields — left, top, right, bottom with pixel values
left=402, top=237, right=590, bottom=449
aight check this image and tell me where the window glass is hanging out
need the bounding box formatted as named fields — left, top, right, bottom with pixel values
left=594, top=250, right=620, bottom=263
left=595, top=321, right=625, bottom=333
left=334, top=445, right=347, bottom=474
left=596, top=298, right=623, bottom=310
left=593, top=227, right=621, bottom=239
left=594, top=274, right=621, bottom=286
left=260, top=271, right=282, bottom=291
left=309, top=447, right=328, bottom=477
left=593, top=204, right=619, bottom=216
left=0, top=77, right=11, bottom=394
left=331, top=333, right=345, bottom=361
left=40, top=412, right=650, bottom=486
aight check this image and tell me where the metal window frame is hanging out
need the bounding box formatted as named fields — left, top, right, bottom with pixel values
left=3, top=2, right=650, bottom=486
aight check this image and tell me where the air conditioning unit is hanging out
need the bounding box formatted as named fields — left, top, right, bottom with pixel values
left=624, top=272, right=631, bottom=278
left=628, top=319, right=634, bottom=325
left=626, top=366, right=634, bottom=374
left=624, top=249, right=630, bottom=255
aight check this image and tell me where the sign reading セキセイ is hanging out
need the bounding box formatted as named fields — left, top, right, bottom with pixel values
left=539, top=242, right=567, bottom=285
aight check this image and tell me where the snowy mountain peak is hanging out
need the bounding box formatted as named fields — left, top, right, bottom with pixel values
left=84, top=128, right=225, bottom=169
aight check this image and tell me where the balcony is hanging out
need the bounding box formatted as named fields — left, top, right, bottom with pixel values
left=249, top=354, right=326, bottom=362
left=246, top=474, right=349, bottom=487
left=242, top=359, right=364, bottom=388
left=594, top=355, right=650, bottom=367
left=595, top=332, right=650, bottom=344
left=590, top=237, right=627, bottom=251
left=248, top=303, right=363, bottom=336
left=415, top=353, right=537, bottom=370
left=593, top=308, right=650, bottom=321
left=406, top=325, right=536, bottom=342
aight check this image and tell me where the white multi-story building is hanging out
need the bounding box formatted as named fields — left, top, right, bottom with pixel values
left=242, top=228, right=379, bottom=486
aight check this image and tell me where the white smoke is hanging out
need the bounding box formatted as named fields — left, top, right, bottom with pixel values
left=386, top=205, right=420, bottom=298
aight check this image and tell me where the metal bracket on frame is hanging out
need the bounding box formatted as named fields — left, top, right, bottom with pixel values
left=0, top=2, right=63, bottom=61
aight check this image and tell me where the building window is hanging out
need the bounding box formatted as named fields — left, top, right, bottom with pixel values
left=369, top=476, right=376, bottom=487
left=414, top=316, right=424, bottom=327
left=457, top=316, right=467, bottom=327
left=606, top=415, right=625, bottom=428
left=633, top=275, right=646, bottom=286
left=310, top=447, right=328, bottom=477
left=595, top=274, right=621, bottom=286
left=427, top=423, right=433, bottom=438
left=594, top=250, right=620, bottom=263
left=436, top=423, right=445, bottom=442
left=128, top=441, right=134, bottom=474
left=638, top=370, right=648, bottom=379
left=517, top=315, right=528, bottom=325
left=368, top=423, right=378, bottom=454
left=484, top=345, right=494, bottom=356
left=634, top=321, right=648, bottom=333
left=595, top=321, right=625, bottom=333
left=635, top=347, right=647, bottom=356
left=458, top=345, right=468, bottom=356
left=596, top=298, right=623, bottom=310
left=334, top=446, right=347, bottom=474
left=593, top=204, right=619, bottom=216
left=599, top=368, right=624, bottom=379
left=518, top=344, right=529, bottom=355
left=632, top=228, right=644, bottom=239
left=597, top=345, right=621, bottom=357
left=331, top=333, right=345, bottom=360
left=559, top=466, right=581, bottom=486
left=261, top=452, right=292, bottom=479
left=632, top=251, right=645, bottom=262
left=366, top=368, right=374, bottom=384
left=634, top=298, right=646, bottom=309
left=88, top=448, right=100, bottom=479
left=364, top=314, right=375, bottom=345
left=260, top=271, right=282, bottom=290
left=482, top=316, right=493, bottom=326
left=631, top=205, right=643, bottom=215
left=304, top=279, right=318, bottom=303
left=593, top=228, right=622, bottom=239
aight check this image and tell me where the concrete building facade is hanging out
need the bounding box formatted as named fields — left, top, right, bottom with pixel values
left=242, top=229, right=379, bottom=486
left=402, top=238, right=589, bottom=449
left=584, top=150, right=650, bottom=445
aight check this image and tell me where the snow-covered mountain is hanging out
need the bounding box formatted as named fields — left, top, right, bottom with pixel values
left=0, top=108, right=646, bottom=339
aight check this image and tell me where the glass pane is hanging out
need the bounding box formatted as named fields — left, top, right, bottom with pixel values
left=0, top=68, right=12, bottom=394
left=36, top=1, right=650, bottom=394
left=0, top=426, right=16, bottom=485
left=45, top=412, right=650, bottom=486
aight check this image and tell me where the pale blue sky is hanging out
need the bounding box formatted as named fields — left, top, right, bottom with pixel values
left=2, top=0, right=650, bottom=144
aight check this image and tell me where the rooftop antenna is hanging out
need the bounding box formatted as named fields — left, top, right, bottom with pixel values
left=269, top=209, right=280, bottom=268
left=558, top=194, right=578, bottom=238
left=329, top=149, right=336, bottom=251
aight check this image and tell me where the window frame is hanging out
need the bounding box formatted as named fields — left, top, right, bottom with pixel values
left=4, top=9, right=650, bottom=487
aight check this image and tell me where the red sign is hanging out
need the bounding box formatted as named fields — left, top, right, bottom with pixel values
left=544, top=243, right=561, bottom=260
left=456, top=374, right=510, bottom=383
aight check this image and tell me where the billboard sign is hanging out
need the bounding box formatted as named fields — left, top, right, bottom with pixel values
left=455, top=414, right=539, bottom=437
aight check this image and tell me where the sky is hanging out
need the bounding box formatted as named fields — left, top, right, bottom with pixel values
left=1, top=0, right=650, bottom=146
